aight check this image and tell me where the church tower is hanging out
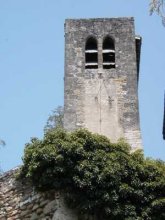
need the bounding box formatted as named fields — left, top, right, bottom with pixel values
left=64, top=17, right=142, bottom=150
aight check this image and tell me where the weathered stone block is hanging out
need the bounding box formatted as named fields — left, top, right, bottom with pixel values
left=43, top=200, right=57, bottom=215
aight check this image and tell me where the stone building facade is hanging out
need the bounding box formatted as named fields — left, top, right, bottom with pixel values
left=0, top=17, right=143, bottom=220
left=0, top=169, right=81, bottom=220
left=64, top=17, right=142, bottom=149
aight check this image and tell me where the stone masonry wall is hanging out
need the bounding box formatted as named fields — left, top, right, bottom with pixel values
left=0, top=168, right=83, bottom=220
left=64, top=17, right=142, bottom=150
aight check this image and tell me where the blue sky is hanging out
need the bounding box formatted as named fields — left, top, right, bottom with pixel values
left=0, top=0, right=165, bottom=172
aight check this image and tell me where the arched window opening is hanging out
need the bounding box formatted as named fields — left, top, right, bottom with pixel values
left=103, top=37, right=115, bottom=69
left=85, top=37, right=98, bottom=69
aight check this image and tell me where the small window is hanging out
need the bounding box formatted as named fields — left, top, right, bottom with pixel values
left=103, top=36, right=115, bottom=69
left=85, top=37, right=98, bottom=69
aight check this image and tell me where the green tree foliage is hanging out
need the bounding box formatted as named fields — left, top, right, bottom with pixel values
left=44, top=106, right=64, bottom=133
left=0, top=139, right=6, bottom=147
left=20, top=129, right=165, bottom=219
left=150, top=0, right=165, bottom=25
left=0, top=139, right=5, bottom=174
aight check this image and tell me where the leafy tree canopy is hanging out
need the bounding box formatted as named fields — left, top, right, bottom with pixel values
left=150, top=0, right=165, bottom=25
left=0, top=139, right=5, bottom=174
left=0, top=139, right=6, bottom=147
left=19, top=129, right=165, bottom=220
left=44, top=106, right=64, bottom=133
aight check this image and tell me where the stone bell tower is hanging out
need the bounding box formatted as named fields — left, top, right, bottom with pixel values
left=64, top=17, right=142, bottom=150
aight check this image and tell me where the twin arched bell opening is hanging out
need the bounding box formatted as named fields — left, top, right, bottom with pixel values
left=85, top=36, right=115, bottom=69
left=85, top=37, right=98, bottom=69
left=103, top=36, right=115, bottom=69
